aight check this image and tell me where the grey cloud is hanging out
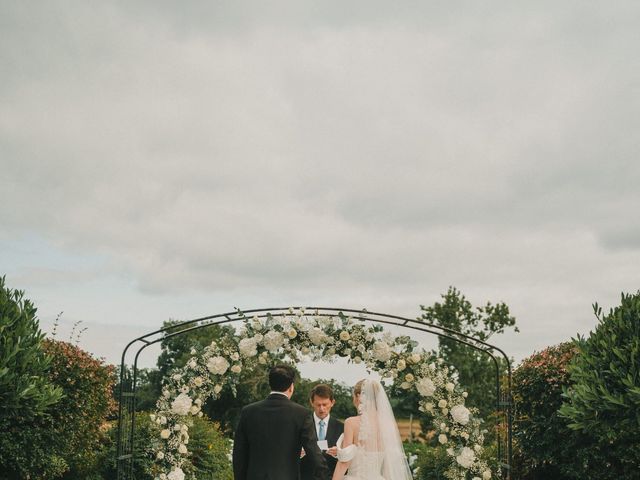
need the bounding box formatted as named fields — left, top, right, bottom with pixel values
left=1, top=0, right=640, bottom=364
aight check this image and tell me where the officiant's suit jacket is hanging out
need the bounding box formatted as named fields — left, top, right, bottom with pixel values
left=300, top=416, right=344, bottom=480
left=233, top=393, right=328, bottom=480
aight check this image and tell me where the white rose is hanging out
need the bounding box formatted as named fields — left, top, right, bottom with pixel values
left=451, top=405, right=471, bottom=425
left=156, top=451, right=165, bottom=460
left=339, top=331, right=350, bottom=341
left=263, top=331, right=285, bottom=352
left=482, top=470, right=492, bottom=480
left=231, top=364, right=242, bottom=374
left=416, top=377, right=436, bottom=397
left=188, top=360, right=197, bottom=369
left=463, top=391, right=468, bottom=398
left=167, top=468, right=185, bottom=480
left=405, top=373, right=415, bottom=382
left=174, top=424, right=182, bottom=431
left=353, top=356, right=362, bottom=364
left=446, top=382, right=455, bottom=392
left=442, top=407, right=449, bottom=416
left=214, top=385, right=223, bottom=394
left=239, top=338, right=258, bottom=357
left=424, top=402, right=434, bottom=412
left=160, top=474, right=167, bottom=480
left=400, top=382, right=411, bottom=389
left=160, top=429, right=170, bottom=439
left=288, top=328, right=298, bottom=339
left=410, top=353, right=421, bottom=364
left=171, top=393, right=193, bottom=416
left=301, top=346, right=310, bottom=355
left=190, top=405, right=200, bottom=415
left=438, top=434, right=448, bottom=444
left=396, top=359, right=406, bottom=371
left=207, top=356, right=230, bottom=375
left=372, top=341, right=391, bottom=362
left=308, top=327, right=326, bottom=346
left=456, top=447, right=476, bottom=469
left=438, top=399, right=448, bottom=408
left=193, top=376, right=204, bottom=387
left=178, top=444, right=188, bottom=454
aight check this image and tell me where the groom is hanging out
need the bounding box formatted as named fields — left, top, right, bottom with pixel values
left=232, top=364, right=328, bottom=480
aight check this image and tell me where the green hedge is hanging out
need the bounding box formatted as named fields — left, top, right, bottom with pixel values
left=0, top=277, right=64, bottom=479
left=559, top=292, right=640, bottom=479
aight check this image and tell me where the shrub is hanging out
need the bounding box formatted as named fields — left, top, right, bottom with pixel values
left=414, top=444, right=451, bottom=480
left=183, top=415, right=233, bottom=480
left=97, top=413, right=157, bottom=480
left=98, top=413, right=233, bottom=480
left=42, top=339, right=117, bottom=478
left=559, top=292, right=640, bottom=478
left=0, top=277, right=64, bottom=478
left=513, top=343, right=576, bottom=479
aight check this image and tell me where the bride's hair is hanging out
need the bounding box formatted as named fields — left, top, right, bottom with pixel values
left=354, top=378, right=382, bottom=396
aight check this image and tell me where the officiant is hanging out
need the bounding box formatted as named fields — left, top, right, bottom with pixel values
left=300, top=384, right=344, bottom=480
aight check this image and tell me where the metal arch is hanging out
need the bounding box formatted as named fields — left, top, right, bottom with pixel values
left=117, top=307, right=513, bottom=479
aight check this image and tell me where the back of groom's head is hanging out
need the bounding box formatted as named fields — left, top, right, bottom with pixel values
left=269, top=364, right=296, bottom=392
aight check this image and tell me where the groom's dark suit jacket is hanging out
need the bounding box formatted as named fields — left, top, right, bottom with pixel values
left=233, top=393, right=328, bottom=480
left=300, top=416, right=344, bottom=480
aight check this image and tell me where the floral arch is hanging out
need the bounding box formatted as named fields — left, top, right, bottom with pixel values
left=117, top=308, right=511, bottom=480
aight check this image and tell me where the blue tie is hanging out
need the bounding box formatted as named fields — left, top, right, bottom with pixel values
left=318, top=419, right=326, bottom=441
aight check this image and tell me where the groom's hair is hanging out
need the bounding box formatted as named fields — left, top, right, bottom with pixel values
left=310, top=384, right=334, bottom=401
left=269, top=364, right=296, bottom=391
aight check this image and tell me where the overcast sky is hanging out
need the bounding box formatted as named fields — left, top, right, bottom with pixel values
left=1, top=1, right=639, bottom=379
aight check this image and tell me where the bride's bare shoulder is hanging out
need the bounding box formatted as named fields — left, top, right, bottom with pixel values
left=344, top=416, right=360, bottom=426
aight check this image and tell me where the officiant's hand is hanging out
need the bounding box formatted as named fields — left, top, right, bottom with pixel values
left=326, top=446, right=337, bottom=458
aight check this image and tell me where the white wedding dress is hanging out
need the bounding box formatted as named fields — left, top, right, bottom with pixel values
left=336, top=434, right=386, bottom=480
left=334, top=380, right=412, bottom=480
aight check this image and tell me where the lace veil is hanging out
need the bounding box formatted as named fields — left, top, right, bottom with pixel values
left=357, top=379, right=413, bottom=480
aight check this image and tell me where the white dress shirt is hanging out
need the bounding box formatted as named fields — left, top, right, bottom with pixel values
left=313, top=413, right=330, bottom=439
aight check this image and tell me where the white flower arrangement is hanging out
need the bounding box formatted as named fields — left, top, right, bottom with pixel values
left=206, top=356, right=229, bottom=375
left=150, top=309, right=492, bottom=480
left=451, top=404, right=471, bottom=425
left=171, top=393, right=192, bottom=416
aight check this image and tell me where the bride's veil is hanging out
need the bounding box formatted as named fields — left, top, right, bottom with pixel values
left=358, top=379, right=413, bottom=480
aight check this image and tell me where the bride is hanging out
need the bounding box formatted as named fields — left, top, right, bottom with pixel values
left=331, top=379, right=413, bottom=480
